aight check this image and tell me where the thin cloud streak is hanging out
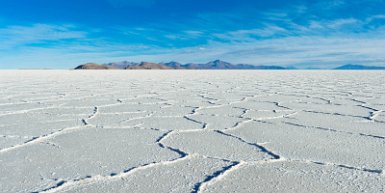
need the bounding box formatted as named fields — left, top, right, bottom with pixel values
left=0, top=24, right=86, bottom=49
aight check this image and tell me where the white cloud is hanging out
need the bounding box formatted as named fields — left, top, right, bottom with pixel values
left=327, top=18, right=360, bottom=29
left=212, top=26, right=289, bottom=41
left=367, top=14, right=385, bottom=22
left=0, top=24, right=86, bottom=49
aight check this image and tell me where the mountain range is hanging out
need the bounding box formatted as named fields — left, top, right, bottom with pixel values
left=75, top=60, right=290, bottom=70
left=334, top=64, right=385, bottom=70
left=74, top=61, right=385, bottom=70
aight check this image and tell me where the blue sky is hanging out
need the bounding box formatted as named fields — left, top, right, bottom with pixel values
left=1, top=0, right=385, bottom=69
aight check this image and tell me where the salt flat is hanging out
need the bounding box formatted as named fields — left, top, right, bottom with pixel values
left=0, top=70, right=384, bottom=193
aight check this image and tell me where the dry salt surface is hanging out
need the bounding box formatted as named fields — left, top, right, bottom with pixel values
left=0, top=70, right=385, bottom=193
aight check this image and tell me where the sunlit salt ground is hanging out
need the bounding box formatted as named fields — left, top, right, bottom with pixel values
left=0, top=70, right=385, bottom=193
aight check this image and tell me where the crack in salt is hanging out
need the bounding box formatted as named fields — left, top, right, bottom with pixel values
left=295, top=159, right=384, bottom=175
left=214, top=130, right=281, bottom=159
left=283, top=121, right=385, bottom=140
left=192, top=161, right=245, bottom=193
left=38, top=155, right=193, bottom=193
left=82, top=106, right=99, bottom=126
left=183, top=116, right=206, bottom=129
left=0, top=125, right=88, bottom=153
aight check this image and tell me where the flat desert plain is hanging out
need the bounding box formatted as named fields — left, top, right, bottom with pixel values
left=0, top=70, right=385, bottom=193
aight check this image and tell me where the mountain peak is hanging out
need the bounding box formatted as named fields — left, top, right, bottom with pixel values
left=208, top=59, right=230, bottom=64
left=205, top=60, right=233, bottom=68
left=335, top=64, right=385, bottom=70
left=162, top=61, right=183, bottom=68
left=74, top=63, right=116, bottom=70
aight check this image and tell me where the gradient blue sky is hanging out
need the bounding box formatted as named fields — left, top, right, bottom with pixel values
left=1, top=0, right=385, bottom=69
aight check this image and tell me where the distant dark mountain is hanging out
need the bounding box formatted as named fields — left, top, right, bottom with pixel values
left=74, top=63, right=117, bottom=70
left=248, top=65, right=287, bottom=70
left=304, top=67, right=324, bottom=70
left=183, top=63, right=207, bottom=69
left=126, top=62, right=172, bottom=69
left=205, top=60, right=235, bottom=69
left=174, top=60, right=235, bottom=69
left=75, top=60, right=291, bottom=70
left=161, top=61, right=184, bottom=69
left=182, top=60, right=289, bottom=70
left=106, top=61, right=138, bottom=69
left=335, top=64, right=385, bottom=70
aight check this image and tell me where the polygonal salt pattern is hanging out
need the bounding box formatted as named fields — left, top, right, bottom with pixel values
left=0, top=70, right=384, bottom=193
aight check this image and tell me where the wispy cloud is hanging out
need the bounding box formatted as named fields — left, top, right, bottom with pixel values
left=0, top=24, right=87, bottom=50
left=212, top=26, right=289, bottom=42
